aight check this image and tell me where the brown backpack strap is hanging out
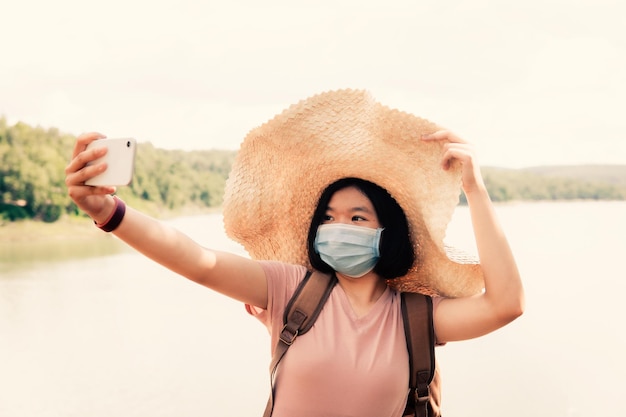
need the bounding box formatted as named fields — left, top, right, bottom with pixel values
left=401, top=293, right=436, bottom=417
left=263, top=271, right=337, bottom=417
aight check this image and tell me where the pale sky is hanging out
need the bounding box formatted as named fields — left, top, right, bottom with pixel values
left=2, top=0, right=625, bottom=168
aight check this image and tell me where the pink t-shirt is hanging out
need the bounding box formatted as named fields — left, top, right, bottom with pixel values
left=247, top=261, right=415, bottom=417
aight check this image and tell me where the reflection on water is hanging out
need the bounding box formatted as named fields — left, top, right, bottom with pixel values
left=1, top=203, right=626, bottom=417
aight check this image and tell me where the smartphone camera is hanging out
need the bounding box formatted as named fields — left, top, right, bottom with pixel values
left=126, top=140, right=131, bottom=148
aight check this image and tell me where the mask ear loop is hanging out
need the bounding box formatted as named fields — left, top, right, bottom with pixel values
left=374, top=227, right=385, bottom=257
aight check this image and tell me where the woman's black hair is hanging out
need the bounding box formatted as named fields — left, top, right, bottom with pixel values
left=307, top=177, right=415, bottom=279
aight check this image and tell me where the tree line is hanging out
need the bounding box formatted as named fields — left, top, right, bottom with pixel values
left=0, top=118, right=235, bottom=223
left=1, top=117, right=625, bottom=223
left=477, top=166, right=626, bottom=203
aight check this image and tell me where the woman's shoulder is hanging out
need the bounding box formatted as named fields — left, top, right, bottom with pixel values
left=253, top=261, right=309, bottom=324
left=259, top=261, right=310, bottom=297
left=258, top=260, right=308, bottom=281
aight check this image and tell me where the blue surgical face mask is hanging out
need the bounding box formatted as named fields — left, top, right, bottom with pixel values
left=314, top=223, right=384, bottom=278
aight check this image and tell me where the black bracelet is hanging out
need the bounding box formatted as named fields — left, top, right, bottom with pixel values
left=95, top=196, right=126, bottom=232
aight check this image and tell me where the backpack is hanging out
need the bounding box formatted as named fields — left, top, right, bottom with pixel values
left=263, top=271, right=441, bottom=417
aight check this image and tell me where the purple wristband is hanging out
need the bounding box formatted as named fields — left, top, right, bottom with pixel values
left=95, top=196, right=126, bottom=232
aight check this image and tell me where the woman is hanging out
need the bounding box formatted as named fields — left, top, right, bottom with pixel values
left=65, top=90, right=524, bottom=416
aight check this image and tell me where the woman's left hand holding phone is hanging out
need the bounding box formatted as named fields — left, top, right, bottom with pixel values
left=65, top=132, right=117, bottom=225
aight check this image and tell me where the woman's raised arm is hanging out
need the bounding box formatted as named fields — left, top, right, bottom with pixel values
left=65, top=132, right=268, bottom=309
left=421, top=131, right=525, bottom=343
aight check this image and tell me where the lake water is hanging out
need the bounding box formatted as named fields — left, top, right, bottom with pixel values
left=1, top=201, right=625, bottom=417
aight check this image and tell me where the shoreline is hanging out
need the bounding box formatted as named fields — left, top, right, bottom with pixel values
left=1, top=217, right=102, bottom=243
left=1, top=206, right=223, bottom=244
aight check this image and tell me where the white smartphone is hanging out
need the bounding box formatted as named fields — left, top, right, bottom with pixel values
left=85, top=138, right=137, bottom=186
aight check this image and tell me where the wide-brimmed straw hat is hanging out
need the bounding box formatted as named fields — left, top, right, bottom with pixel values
left=222, top=89, right=483, bottom=298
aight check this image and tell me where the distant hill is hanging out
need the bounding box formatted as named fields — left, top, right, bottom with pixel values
left=479, top=165, right=626, bottom=202
left=522, top=165, right=626, bottom=187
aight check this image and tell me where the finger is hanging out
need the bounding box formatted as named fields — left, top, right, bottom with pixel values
left=65, top=144, right=108, bottom=177
left=65, top=159, right=108, bottom=186
left=421, top=130, right=448, bottom=141
left=421, top=130, right=467, bottom=144
left=444, top=142, right=474, bottom=157
left=441, top=150, right=455, bottom=171
left=440, top=144, right=473, bottom=170
left=67, top=183, right=116, bottom=201
left=71, top=132, right=106, bottom=159
left=88, top=185, right=116, bottom=195
left=67, top=185, right=112, bottom=197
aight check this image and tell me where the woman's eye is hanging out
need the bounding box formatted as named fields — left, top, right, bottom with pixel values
left=322, top=214, right=333, bottom=222
left=352, top=216, right=366, bottom=222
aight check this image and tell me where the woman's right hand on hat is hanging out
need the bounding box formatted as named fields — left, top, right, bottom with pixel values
left=65, top=132, right=118, bottom=224
left=421, top=130, right=486, bottom=195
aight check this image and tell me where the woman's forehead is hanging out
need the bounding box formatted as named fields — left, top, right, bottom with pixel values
left=328, top=187, right=374, bottom=211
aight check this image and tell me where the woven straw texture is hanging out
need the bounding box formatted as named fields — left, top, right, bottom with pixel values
left=223, top=89, right=483, bottom=297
